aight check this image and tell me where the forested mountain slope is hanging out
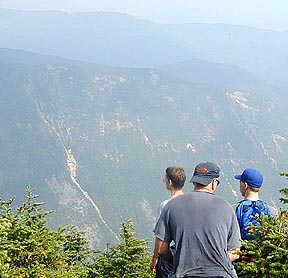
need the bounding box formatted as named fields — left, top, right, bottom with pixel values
left=0, top=49, right=286, bottom=246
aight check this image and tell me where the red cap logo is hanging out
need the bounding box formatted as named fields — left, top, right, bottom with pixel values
left=196, top=167, right=209, bottom=174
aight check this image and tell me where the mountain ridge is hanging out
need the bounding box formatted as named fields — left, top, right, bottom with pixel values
left=2, top=8, right=288, bottom=77
left=0, top=48, right=287, bottom=247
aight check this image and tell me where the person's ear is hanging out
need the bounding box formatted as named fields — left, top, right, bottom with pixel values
left=244, top=182, right=248, bottom=189
left=211, top=179, right=217, bottom=191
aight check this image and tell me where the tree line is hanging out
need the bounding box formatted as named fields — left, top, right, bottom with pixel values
left=0, top=178, right=287, bottom=277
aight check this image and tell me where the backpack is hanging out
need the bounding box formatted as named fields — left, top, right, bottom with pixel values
left=235, top=199, right=270, bottom=240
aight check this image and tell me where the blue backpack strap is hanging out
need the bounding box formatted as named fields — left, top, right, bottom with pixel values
left=254, top=200, right=270, bottom=215
left=235, top=200, right=252, bottom=227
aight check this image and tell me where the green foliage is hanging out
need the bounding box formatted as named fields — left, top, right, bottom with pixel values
left=236, top=214, right=288, bottom=277
left=91, top=219, right=153, bottom=278
left=3, top=181, right=288, bottom=278
left=235, top=177, right=288, bottom=277
left=0, top=187, right=92, bottom=278
left=0, top=187, right=155, bottom=278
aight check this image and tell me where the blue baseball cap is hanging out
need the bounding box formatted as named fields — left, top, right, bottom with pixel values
left=234, top=168, right=263, bottom=188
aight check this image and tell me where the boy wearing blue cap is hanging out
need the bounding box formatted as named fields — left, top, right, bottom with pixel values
left=234, top=168, right=276, bottom=240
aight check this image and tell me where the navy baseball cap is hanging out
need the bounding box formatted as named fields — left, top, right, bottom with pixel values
left=234, top=168, right=263, bottom=188
left=190, top=162, right=220, bottom=185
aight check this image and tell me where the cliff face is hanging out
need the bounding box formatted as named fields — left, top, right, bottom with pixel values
left=0, top=51, right=287, bottom=247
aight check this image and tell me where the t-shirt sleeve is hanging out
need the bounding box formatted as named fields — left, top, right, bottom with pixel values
left=153, top=206, right=172, bottom=244
left=157, top=199, right=170, bottom=220
left=231, top=203, right=238, bottom=212
left=227, top=211, right=241, bottom=250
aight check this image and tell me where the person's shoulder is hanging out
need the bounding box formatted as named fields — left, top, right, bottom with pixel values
left=157, top=198, right=172, bottom=215
left=159, top=198, right=171, bottom=208
left=208, top=192, right=230, bottom=202
left=193, top=192, right=234, bottom=207
left=232, top=202, right=240, bottom=211
left=162, top=193, right=188, bottom=208
left=236, top=199, right=273, bottom=211
left=254, top=200, right=278, bottom=216
left=211, top=194, right=236, bottom=210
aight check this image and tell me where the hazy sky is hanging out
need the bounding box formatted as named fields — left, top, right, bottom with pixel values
left=1, top=0, right=288, bottom=31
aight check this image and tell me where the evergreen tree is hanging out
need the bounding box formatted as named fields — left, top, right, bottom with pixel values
left=0, top=187, right=156, bottom=278
left=91, top=219, right=153, bottom=278
left=0, top=187, right=92, bottom=278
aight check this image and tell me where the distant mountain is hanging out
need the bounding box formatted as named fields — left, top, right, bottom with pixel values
left=158, top=59, right=269, bottom=92
left=264, top=63, right=288, bottom=85
left=1, top=8, right=288, bottom=83
left=163, top=23, right=288, bottom=79
left=0, top=49, right=287, bottom=247
left=0, top=9, right=193, bottom=68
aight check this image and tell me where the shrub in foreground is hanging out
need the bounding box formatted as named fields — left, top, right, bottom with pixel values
left=0, top=187, right=91, bottom=277
left=0, top=187, right=153, bottom=278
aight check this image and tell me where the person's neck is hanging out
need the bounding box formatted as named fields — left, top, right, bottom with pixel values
left=171, top=189, right=183, bottom=197
left=194, top=186, right=213, bottom=193
left=244, top=191, right=260, bottom=201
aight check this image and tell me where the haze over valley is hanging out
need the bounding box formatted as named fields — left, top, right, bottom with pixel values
left=1, top=8, right=288, bottom=246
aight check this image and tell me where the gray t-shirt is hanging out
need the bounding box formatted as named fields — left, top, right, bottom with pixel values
left=157, top=196, right=174, bottom=220
left=154, top=191, right=241, bottom=278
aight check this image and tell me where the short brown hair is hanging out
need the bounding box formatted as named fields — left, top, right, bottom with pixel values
left=165, top=167, right=186, bottom=190
left=248, top=185, right=260, bottom=192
